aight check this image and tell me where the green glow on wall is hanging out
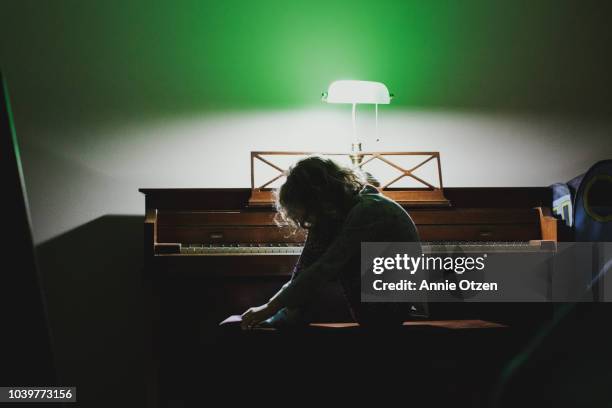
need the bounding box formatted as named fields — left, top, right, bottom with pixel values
left=77, top=0, right=470, bottom=110
left=1, top=0, right=611, bottom=121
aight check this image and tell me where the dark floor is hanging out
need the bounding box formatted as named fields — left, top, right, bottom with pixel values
left=156, top=303, right=612, bottom=408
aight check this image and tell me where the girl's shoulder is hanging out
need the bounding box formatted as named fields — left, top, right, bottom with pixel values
left=351, top=187, right=408, bottom=219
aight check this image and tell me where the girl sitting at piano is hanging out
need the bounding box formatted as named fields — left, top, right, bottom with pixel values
left=241, top=155, right=421, bottom=329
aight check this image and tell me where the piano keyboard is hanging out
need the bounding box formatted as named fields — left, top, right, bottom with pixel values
left=425, top=241, right=553, bottom=253
left=179, top=243, right=304, bottom=255
left=173, top=241, right=553, bottom=256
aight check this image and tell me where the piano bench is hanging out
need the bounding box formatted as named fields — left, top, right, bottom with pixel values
left=207, top=315, right=516, bottom=387
left=219, top=314, right=506, bottom=333
left=213, top=315, right=515, bottom=360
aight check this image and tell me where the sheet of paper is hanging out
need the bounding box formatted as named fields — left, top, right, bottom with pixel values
left=219, top=315, right=242, bottom=325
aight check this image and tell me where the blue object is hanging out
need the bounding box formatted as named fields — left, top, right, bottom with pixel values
left=574, top=160, right=612, bottom=242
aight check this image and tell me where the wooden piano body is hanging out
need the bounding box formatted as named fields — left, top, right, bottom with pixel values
left=143, top=186, right=560, bottom=268
left=143, top=186, right=559, bottom=263
left=142, top=186, right=563, bottom=324
left=141, top=187, right=565, bottom=406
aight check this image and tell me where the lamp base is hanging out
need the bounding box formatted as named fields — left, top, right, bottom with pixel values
left=350, top=142, right=363, bottom=165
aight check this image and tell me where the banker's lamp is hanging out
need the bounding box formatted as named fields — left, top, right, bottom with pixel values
left=322, top=80, right=392, bottom=164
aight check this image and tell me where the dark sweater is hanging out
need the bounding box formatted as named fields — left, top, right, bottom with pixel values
left=272, top=185, right=420, bottom=315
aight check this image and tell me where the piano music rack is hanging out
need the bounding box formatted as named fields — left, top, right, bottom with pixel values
left=248, top=151, right=451, bottom=207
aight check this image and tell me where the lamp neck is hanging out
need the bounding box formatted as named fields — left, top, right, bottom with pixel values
left=351, top=103, right=357, bottom=144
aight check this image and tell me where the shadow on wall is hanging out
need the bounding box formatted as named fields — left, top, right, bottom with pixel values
left=36, top=215, right=152, bottom=408
left=20, top=138, right=145, bottom=245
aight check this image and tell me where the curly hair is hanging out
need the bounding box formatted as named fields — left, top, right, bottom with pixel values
left=275, top=155, right=366, bottom=230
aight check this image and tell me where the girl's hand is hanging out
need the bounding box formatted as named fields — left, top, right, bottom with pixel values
left=241, top=301, right=281, bottom=330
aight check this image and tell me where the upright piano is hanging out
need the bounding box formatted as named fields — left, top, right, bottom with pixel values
left=143, top=187, right=559, bottom=265
left=141, top=186, right=567, bottom=406
left=142, top=185, right=562, bottom=320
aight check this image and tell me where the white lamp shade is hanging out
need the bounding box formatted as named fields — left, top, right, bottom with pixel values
left=324, top=80, right=391, bottom=104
